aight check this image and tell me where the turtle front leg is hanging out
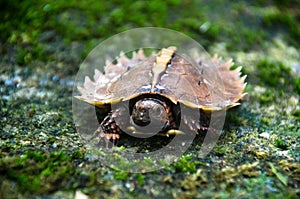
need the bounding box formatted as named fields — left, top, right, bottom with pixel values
left=95, top=106, right=128, bottom=144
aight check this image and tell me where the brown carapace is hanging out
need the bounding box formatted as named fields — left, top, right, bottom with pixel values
left=76, top=46, right=246, bottom=141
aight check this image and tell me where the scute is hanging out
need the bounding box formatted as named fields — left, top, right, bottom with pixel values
left=75, top=47, right=246, bottom=110
left=108, top=56, right=155, bottom=101
left=76, top=49, right=152, bottom=105
left=157, top=54, right=246, bottom=110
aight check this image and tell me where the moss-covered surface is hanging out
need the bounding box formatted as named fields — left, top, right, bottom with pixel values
left=1, top=0, right=299, bottom=198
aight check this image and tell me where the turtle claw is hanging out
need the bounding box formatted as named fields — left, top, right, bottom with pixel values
left=91, top=125, right=120, bottom=148
left=100, top=132, right=120, bottom=141
left=99, top=132, right=120, bottom=148
left=165, top=129, right=185, bottom=135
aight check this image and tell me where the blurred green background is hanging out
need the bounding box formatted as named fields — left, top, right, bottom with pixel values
left=0, top=0, right=299, bottom=198
left=1, top=0, right=299, bottom=66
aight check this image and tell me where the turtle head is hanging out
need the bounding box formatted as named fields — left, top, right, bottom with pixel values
left=131, top=98, right=168, bottom=130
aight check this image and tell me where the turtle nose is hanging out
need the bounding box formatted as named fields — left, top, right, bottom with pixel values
left=131, top=101, right=150, bottom=127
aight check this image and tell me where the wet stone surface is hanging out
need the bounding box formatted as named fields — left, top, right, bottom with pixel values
left=0, top=0, right=300, bottom=198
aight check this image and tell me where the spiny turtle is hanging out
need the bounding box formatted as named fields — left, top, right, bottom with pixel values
left=75, top=46, right=246, bottom=142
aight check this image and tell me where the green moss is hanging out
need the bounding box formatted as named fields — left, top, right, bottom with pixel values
left=292, top=109, right=300, bottom=121
left=256, top=59, right=290, bottom=86
left=1, top=0, right=300, bottom=198
left=173, top=154, right=206, bottom=173
left=214, top=146, right=228, bottom=156
left=262, top=9, right=300, bottom=47
left=71, top=149, right=85, bottom=159
left=0, top=1, right=43, bottom=41
left=47, top=136, right=56, bottom=144
left=274, top=138, right=289, bottom=150
left=255, top=58, right=300, bottom=98
left=259, top=88, right=276, bottom=104
left=294, top=77, right=300, bottom=95
left=136, top=173, right=145, bottom=186
left=111, top=165, right=130, bottom=181
left=0, top=151, right=76, bottom=194
left=16, top=49, right=30, bottom=65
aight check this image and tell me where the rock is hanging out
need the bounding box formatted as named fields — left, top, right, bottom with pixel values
left=258, top=132, right=270, bottom=139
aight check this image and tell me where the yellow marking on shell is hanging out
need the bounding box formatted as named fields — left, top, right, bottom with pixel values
left=74, top=95, right=123, bottom=106
left=178, top=99, right=225, bottom=111
left=151, top=46, right=177, bottom=92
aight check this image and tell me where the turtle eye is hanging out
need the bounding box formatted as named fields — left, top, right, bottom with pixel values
left=138, top=105, right=144, bottom=112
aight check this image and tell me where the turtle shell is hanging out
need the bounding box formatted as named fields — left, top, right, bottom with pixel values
left=76, top=46, right=246, bottom=110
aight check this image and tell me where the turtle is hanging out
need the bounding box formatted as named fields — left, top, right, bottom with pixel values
left=75, top=46, right=246, bottom=142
